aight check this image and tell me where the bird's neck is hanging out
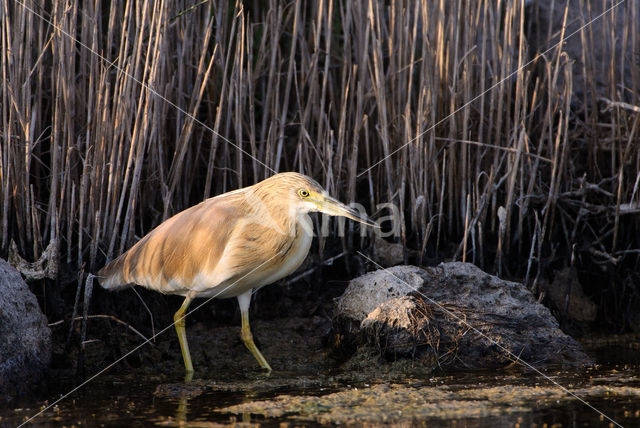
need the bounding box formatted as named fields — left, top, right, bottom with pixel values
left=296, top=213, right=314, bottom=238
left=241, top=189, right=300, bottom=238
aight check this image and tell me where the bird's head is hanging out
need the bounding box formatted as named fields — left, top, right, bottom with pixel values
left=256, top=172, right=378, bottom=228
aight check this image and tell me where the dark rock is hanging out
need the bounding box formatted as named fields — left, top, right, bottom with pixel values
left=373, top=237, right=405, bottom=267
left=333, top=263, right=592, bottom=369
left=0, top=258, right=51, bottom=403
left=540, top=266, right=597, bottom=324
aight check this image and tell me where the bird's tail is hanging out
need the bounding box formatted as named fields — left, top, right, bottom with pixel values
left=96, top=255, right=130, bottom=290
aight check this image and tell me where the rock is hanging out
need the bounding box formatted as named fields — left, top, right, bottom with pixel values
left=336, top=266, right=421, bottom=321
left=540, top=267, right=597, bottom=323
left=372, top=238, right=422, bottom=267
left=0, top=258, right=51, bottom=403
left=333, top=263, right=592, bottom=369
left=373, top=238, right=405, bottom=267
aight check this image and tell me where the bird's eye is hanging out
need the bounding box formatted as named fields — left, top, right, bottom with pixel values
left=298, top=189, right=310, bottom=198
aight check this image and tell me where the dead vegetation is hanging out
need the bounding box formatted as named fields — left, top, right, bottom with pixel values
left=1, top=1, right=639, bottom=328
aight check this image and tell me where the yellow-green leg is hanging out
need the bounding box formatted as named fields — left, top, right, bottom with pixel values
left=237, top=290, right=272, bottom=372
left=174, top=294, right=194, bottom=376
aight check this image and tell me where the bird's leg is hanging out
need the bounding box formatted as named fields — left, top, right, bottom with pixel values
left=174, top=293, right=195, bottom=376
left=237, top=290, right=272, bottom=372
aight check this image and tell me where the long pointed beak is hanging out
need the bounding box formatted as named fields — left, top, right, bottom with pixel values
left=316, top=195, right=379, bottom=228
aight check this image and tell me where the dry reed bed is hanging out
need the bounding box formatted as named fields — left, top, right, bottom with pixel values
left=1, top=1, right=639, bottom=312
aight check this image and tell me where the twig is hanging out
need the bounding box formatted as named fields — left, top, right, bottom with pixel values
left=282, top=252, right=347, bottom=286
left=599, top=97, right=640, bottom=113
left=51, top=314, right=151, bottom=343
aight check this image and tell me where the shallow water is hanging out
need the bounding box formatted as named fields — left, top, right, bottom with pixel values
left=3, top=336, right=640, bottom=427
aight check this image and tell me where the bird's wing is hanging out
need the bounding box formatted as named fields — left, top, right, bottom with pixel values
left=209, top=212, right=298, bottom=296
left=97, top=193, right=248, bottom=294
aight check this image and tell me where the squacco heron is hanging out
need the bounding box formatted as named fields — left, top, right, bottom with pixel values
left=97, top=172, right=376, bottom=375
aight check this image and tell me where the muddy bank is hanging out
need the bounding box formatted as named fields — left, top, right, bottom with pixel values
left=56, top=314, right=335, bottom=378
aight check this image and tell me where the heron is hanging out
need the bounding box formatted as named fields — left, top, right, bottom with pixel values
left=97, top=172, right=377, bottom=375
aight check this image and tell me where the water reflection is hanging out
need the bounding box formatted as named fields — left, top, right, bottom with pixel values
left=175, top=396, right=188, bottom=424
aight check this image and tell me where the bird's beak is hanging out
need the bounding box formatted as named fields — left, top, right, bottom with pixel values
left=315, top=194, right=379, bottom=228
